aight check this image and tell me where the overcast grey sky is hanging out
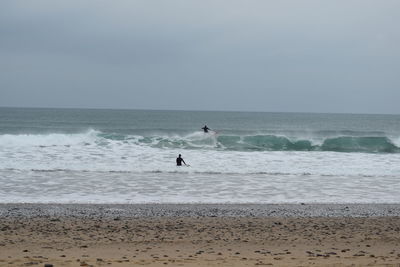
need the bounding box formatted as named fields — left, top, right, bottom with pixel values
left=1, top=0, right=399, bottom=113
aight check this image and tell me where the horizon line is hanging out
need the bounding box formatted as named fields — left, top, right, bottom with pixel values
left=0, top=105, right=399, bottom=116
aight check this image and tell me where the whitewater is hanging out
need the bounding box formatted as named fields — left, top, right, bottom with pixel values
left=1, top=107, right=400, bottom=204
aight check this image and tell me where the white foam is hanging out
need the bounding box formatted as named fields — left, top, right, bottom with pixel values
left=392, top=136, right=400, bottom=147
left=1, top=170, right=400, bottom=204
left=0, top=129, right=100, bottom=147
left=1, top=130, right=400, bottom=204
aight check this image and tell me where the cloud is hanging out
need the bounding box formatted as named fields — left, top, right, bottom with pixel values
left=0, top=0, right=399, bottom=113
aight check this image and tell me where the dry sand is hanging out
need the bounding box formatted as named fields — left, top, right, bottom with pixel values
left=1, top=204, right=400, bottom=266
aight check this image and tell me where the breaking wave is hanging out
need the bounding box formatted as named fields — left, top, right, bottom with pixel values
left=217, top=135, right=399, bottom=153
left=0, top=129, right=399, bottom=153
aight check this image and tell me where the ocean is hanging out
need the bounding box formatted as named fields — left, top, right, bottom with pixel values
left=1, top=107, right=399, bottom=204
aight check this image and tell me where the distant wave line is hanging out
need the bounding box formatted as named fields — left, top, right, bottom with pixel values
left=0, top=129, right=399, bottom=153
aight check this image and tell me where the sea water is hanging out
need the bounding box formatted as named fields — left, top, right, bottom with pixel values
left=1, top=107, right=400, bottom=204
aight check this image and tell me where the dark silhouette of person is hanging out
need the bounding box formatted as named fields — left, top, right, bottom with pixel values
left=176, top=154, right=186, bottom=166
left=202, top=125, right=210, bottom=133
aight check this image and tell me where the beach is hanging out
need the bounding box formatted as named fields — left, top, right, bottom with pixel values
left=1, top=204, right=400, bottom=266
left=2, top=0, right=400, bottom=264
left=1, top=108, right=400, bottom=266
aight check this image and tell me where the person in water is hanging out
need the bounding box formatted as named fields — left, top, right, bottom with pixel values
left=202, top=125, right=210, bottom=133
left=176, top=154, right=187, bottom=166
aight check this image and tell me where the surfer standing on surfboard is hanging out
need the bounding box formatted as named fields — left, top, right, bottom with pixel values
left=202, top=125, right=210, bottom=133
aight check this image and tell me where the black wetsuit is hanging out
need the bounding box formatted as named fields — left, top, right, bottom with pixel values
left=176, top=156, right=185, bottom=166
left=202, top=126, right=210, bottom=133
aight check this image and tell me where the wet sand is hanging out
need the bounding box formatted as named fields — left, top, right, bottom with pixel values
left=1, top=204, right=400, bottom=266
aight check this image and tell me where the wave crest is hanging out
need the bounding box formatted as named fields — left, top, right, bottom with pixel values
left=216, top=135, right=399, bottom=153
left=0, top=130, right=398, bottom=153
left=141, top=134, right=400, bottom=153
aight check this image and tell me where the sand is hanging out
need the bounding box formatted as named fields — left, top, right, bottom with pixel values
left=1, top=204, right=400, bottom=266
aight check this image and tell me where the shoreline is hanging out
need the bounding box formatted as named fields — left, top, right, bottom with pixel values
left=2, top=204, right=400, bottom=266
left=2, top=203, right=400, bottom=218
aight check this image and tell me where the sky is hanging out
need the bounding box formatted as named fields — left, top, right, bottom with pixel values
left=0, top=0, right=399, bottom=114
